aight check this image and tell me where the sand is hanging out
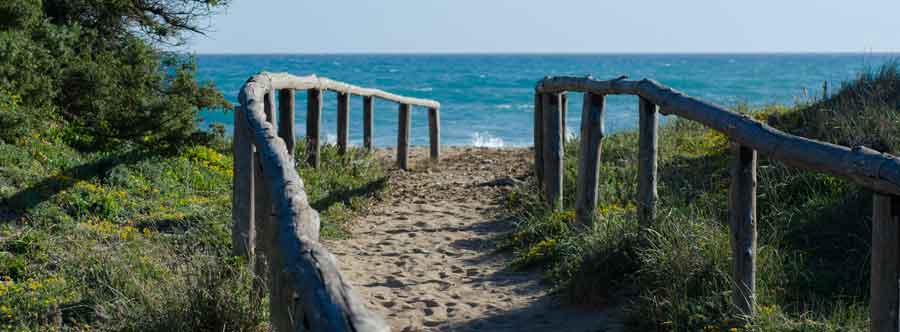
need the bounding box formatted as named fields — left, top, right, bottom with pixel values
left=325, top=147, right=622, bottom=332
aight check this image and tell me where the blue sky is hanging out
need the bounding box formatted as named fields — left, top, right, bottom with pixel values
left=186, top=0, right=900, bottom=54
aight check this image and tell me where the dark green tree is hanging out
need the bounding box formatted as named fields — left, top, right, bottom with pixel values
left=0, top=0, right=231, bottom=151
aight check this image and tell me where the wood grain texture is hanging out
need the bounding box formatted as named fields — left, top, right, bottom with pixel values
left=560, top=93, right=568, bottom=151
left=239, top=74, right=389, bottom=332
left=278, top=89, right=296, bottom=156
left=258, top=72, right=439, bottom=109
left=533, top=92, right=544, bottom=185
left=536, top=76, right=900, bottom=196
left=575, top=92, right=604, bottom=226
left=428, top=107, right=440, bottom=161
left=637, top=97, right=659, bottom=227
left=541, top=93, right=563, bottom=210
left=337, top=92, right=350, bottom=155
left=398, top=103, right=411, bottom=170
left=306, top=89, right=322, bottom=168
left=871, top=193, right=900, bottom=332
left=363, top=96, right=374, bottom=152
left=232, top=106, right=255, bottom=259
left=252, top=149, right=272, bottom=308
left=729, top=144, right=757, bottom=317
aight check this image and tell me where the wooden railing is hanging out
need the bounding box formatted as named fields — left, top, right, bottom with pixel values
left=233, top=72, right=440, bottom=332
left=534, top=76, right=900, bottom=331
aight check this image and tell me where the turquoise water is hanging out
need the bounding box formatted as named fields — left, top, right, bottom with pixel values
left=197, top=54, right=897, bottom=147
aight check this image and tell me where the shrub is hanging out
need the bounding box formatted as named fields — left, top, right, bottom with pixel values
left=0, top=0, right=231, bottom=152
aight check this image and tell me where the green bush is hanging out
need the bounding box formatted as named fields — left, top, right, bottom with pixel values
left=0, top=0, right=231, bottom=152
left=505, top=63, right=900, bottom=331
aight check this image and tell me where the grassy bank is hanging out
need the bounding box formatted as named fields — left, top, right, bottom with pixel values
left=503, top=63, right=900, bottom=331
left=0, top=128, right=387, bottom=331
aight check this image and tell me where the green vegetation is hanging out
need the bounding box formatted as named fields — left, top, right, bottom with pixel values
left=0, top=127, right=387, bottom=331
left=503, top=63, right=900, bottom=331
left=0, top=0, right=230, bottom=151
left=0, top=2, right=391, bottom=330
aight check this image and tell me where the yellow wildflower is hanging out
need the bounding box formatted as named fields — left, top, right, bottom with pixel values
left=28, top=278, right=40, bottom=290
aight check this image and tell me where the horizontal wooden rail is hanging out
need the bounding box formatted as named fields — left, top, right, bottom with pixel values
left=535, top=75, right=900, bottom=331
left=257, top=72, right=441, bottom=170
left=260, top=72, right=440, bottom=109
left=536, top=76, right=900, bottom=197
left=236, top=73, right=390, bottom=332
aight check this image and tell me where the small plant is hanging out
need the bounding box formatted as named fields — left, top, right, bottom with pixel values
left=504, top=63, right=900, bottom=331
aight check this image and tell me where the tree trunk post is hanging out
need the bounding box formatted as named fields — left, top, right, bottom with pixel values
left=306, top=89, right=322, bottom=168
left=232, top=106, right=255, bottom=259
left=428, top=107, right=440, bottom=161
left=397, top=103, right=411, bottom=170
left=337, top=92, right=350, bottom=155
left=560, top=92, right=568, bottom=151
left=729, top=143, right=757, bottom=318
left=254, top=94, right=276, bottom=309
left=575, top=92, right=605, bottom=226
left=277, top=89, right=295, bottom=156
left=363, top=96, right=374, bottom=152
left=638, top=97, right=659, bottom=227
left=871, top=193, right=900, bottom=332
left=541, top=93, right=563, bottom=210
left=252, top=149, right=272, bottom=309
left=534, top=92, right=544, bottom=186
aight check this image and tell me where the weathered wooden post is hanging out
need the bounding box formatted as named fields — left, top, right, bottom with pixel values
left=252, top=148, right=271, bottom=307
left=337, top=92, right=350, bottom=155
left=871, top=193, right=900, bottom=332
left=541, top=92, right=563, bottom=210
left=253, top=92, right=276, bottom=308
left=561, top=92, right=568, bottom=150
left=428, top=107, right=440, bottom=161
left=397, top=103, right=411, bottom=170
left=575, top=92, right=605, bottom=225
left=363, top=96, right=374, bottom=152
left=277, top=89, right=295, bottom=156
left=306, top=89, right=322, bottom=167
left=637, top=97, right=659, bottom=227
left=534, top=91, right=544, bottom=185
left=729, top=143, right=757, bottom=318
left=232, top=106, right=254, bottom=259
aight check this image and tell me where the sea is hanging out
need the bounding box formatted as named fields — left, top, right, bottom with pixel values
left=197, top=54, right=898, bottom=148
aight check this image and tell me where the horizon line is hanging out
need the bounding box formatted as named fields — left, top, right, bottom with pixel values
left=186, top=51, right=900, bottom=56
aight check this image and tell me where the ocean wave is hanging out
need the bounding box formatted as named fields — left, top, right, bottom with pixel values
left=325, top=133, right=337, bottom=145
left=413, top=87, right=433, bottom=92
left=495, top=104, right=512, bottom=109
left=470, top=132, right=504, bottom=148
left=516, top=104, right=532, bottom=110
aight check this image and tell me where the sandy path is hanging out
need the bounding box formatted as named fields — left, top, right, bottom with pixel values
left=327, top=147, right=621, bottom=332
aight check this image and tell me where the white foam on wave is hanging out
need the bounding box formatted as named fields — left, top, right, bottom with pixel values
left=470, top=132, right=505, bottom=148
left=413, top=87, right=433, bottom=92
left=516, top=104, right=532, bottom=110
left=565, top=127, right=577, bottom=141
left=495, top=104, right=512, bottom=109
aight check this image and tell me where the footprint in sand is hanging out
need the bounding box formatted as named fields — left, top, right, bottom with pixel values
left=331, top=148, right=622, bottom=332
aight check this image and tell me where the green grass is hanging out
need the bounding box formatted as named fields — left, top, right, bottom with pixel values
left=0, top=127, right=387, bottom=331
left=503, top=63, right=900, bottom=331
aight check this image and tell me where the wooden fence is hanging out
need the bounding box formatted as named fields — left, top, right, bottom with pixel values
left=233, top=72, right=440, bottom=332
left=534, top=76, right=900, bottom=331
